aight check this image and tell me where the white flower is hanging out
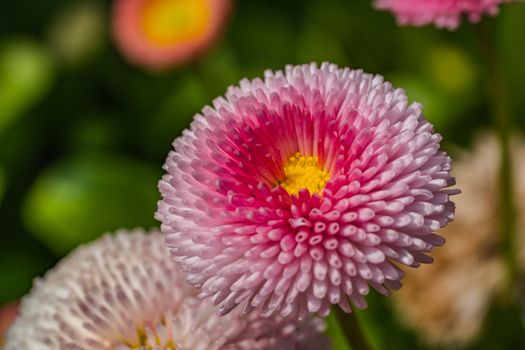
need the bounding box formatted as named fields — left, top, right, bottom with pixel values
left=5, top=229, right=328, bottom=350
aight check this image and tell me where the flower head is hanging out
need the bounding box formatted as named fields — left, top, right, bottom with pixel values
left=374, top=0, right=519, bottom=30
left=112, top=0, right=231, bottom=70
left=393, top=132, right=525, bottom=346
left=5, top=229, right=328, bottom=350
left=156, top=62, right=457, bottom=319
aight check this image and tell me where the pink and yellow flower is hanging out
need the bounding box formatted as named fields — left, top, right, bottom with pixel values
left=375, top=0, right=520, bottom=30
left=113, top=0, right=231, bottom=70
left=156, top=62, right=458, bottom=319
left=5, top=229, right=328, bottom=349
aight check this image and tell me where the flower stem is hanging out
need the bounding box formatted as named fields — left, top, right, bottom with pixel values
left=474, top=21, right=517, bottom=302
left=336, top=309, right=373, bottom=350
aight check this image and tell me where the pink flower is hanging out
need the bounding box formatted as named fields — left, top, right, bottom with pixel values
left=112, top=0, right=231, bottom=70
left=4, top=229, right=328, bottom=350
left=374, top=0, right=519, bottom=30
left=156, top=62, right=458, bottom=319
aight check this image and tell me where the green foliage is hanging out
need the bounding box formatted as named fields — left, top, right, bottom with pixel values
left=500, top=5, right=525, bottom=126
left=0, top=38, right=55, bottom=133
left=326, top=312, right=352, bottom=350
left=0, top=244, right=53, bottom=303
left=0, top=165, right=5, bottom=204
left=23, top=153, right=160, bottom=254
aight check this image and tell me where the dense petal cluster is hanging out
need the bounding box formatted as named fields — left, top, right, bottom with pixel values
left=393, top=133, right=525, bottom=346
left=4, top=229, right=328, bottom=350
left=112, top=0, right=231, bottom=70
left=156, top=62, right=457, bottom=319
left=374, top=0, right=519, bottom=29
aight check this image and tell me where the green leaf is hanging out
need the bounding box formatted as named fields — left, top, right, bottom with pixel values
left=23, top=153, right=161, bottom=255
left=352, top=292, right=422, bottom=350
left=0, top=38, right=55, bottom=133
left=326, top=311, right=353, bottom=350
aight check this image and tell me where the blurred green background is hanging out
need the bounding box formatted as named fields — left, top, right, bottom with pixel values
left=1, top=0, right=525, bottom=349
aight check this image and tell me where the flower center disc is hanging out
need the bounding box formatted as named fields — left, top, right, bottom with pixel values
left=118, top=323, right=177, bottom=349
left=280, top=152, right=330, bottom=196
left=141, top=0, right=210, bottom=47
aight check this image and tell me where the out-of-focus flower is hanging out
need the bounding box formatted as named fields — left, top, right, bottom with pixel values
left=112, top=0, right=231, bottom=70
left=374, top=0, right=521, bottom=30
left=0, top=302, right=18, bottom=347
left=156, top=62, right=457, bottom=319
left=393, top=133, right=525, bottom=346
left=4, top=229, right=328, bottom=350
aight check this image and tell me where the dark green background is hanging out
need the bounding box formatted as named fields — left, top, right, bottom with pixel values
left=1, top=0, right=525, bottom=349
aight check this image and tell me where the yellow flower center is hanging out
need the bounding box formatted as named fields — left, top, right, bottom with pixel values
left=280, top=152, right=330, bottom=196
left=141, top=0, right=210, bottom=47
left=115, top=323, right=176, bottom=349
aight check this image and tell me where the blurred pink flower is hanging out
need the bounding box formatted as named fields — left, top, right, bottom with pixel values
left=112, top=0, right=231, bottom=70
left=4, top=229, right=328, bottom=350
left=0, top=302, right=18, bottom=347
left=156, top=62, right=458, bottom=319
left=374, top=0, right=519, bottom=30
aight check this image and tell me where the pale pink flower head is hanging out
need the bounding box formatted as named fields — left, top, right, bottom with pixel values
left=112, top=0, right=231, bottom=70
left=4, top=229, right=328, bottom=350
left=156, top=62, right=458, bottom=319
left=374, top=0, right=519, bottom=30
